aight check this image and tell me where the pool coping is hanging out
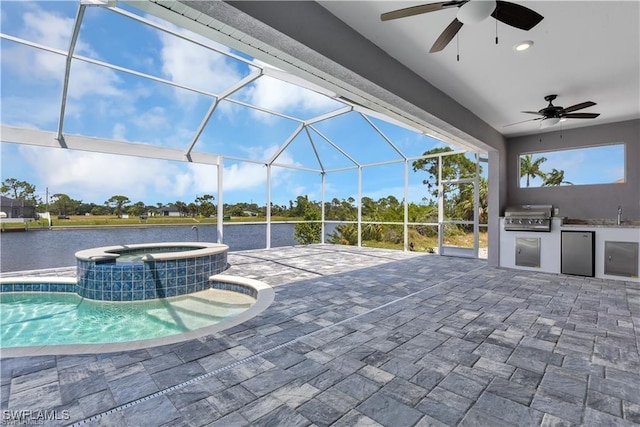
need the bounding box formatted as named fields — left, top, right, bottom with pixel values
left=74, top=241, right=229, bottom=262
left=0, top=274, right=274, bottom=358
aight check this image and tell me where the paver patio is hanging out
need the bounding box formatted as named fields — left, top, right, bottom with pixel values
left=1, top=245, right=639, bottom=426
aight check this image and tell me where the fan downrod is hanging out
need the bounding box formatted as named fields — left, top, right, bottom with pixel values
left=544, top=94, right=557, bottom=103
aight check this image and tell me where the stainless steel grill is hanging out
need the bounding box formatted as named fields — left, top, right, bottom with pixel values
left=504, top=205, right=553, bottom=232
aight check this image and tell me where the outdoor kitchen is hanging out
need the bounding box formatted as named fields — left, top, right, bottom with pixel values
left=499, top=204, right=639, bottom=282
left=498, top=120, right=639, bottom=282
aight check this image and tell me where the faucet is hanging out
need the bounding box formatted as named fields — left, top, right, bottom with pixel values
left=617, top=205, right=622, bottom=225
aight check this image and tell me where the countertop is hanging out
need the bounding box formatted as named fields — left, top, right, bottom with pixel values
left=560, top=218, right=640, bottom=228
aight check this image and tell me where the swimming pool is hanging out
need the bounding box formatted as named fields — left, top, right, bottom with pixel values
left=0, top=274, right=274, bottom=356
left=0, top=288, right=255, bottom=348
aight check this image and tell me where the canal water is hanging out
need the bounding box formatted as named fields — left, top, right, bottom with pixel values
left=0, top=223, right=335, bottom=272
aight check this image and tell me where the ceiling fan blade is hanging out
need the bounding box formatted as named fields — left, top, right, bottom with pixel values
left=491, top=1, right=543, bottom=30
left=521, top=111, right=544, bottom=115
left=504, top=117, right=542, bottom=127
left=381, top=2, right=461, bottom=21
left=562, top=113, right=600, bottom=119
left=430, top=18, right=463, bottom=52
left=563, top=101, right=596, bottom=113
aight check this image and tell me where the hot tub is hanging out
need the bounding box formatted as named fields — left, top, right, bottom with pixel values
left=75, top=242, right=228, bottom=301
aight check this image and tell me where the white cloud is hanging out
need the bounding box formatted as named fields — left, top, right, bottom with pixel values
left=18, top=144, right=299, bottom=204
left=243, top=76, right=340, bottom=122
left=21, top=8, right=75, bottom=50
left=112, top=123, right=126, bottom=140
left=1, top=5, right=129, bottom=132
left=152, top=19, right=244, bottom=101
left=21, top=146, right=177, bottom=201
left=13, top=6, right=123, bottom=99
left=189, top=145, right=298, bottom=194
left=130, top=106, right=169, bottom=130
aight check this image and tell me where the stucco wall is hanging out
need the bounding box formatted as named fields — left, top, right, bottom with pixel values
left=506, top=119, right=640, bottom=220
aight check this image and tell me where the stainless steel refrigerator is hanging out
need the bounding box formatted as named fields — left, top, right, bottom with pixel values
left=561, top=231, right=595, bottom=277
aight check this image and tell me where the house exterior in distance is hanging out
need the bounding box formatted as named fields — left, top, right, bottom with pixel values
left=0, top=196, right=36, bottom=219
left=159, top=205, right=181, bottom=217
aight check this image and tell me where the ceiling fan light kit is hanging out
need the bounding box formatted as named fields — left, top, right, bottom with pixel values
left=505, top=94, right=601, bottom=128
left=381, top=0, right=544, bottom=53
left=540, top=117, right=560, bottom=129
left=457, top=0, right=496, bottom=24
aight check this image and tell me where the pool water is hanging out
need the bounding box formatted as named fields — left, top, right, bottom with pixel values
left=114, top=247, right=199, bottom=263
left=0, top=290, right=255, bottom=348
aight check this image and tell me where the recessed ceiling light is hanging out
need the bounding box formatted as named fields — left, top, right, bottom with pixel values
left=514, top=41, right=534, bottom=51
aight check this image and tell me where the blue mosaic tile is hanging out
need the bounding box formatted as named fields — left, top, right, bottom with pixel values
left=67, top=247, right=228, bottom=301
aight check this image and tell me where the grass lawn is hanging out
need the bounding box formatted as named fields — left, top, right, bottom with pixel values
left=1, top=215, right=302, bottom=230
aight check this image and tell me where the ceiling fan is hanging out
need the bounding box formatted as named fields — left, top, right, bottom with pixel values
left=508, top=94, right=601, bottom=128
left=381, top=0, right=543, bottom=53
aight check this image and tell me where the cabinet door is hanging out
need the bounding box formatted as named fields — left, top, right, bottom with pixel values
left=515, top=237, right=540, bottom=267
left=604, top=241, right=639, bottom=277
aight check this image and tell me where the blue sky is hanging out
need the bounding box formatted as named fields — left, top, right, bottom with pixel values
left=1, top=1, right=464, bottom=208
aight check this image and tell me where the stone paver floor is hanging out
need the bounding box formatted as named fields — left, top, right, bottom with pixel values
left=1, top=245, right=639, bottom=426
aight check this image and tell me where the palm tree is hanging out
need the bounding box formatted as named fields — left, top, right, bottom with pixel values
left=543, top=168, right=573, bottom=186
left=520, top=154, right=548, bottom=187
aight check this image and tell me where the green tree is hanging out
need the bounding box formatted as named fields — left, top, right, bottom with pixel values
left=412, top=147, right=486, bottom=223
left=50, top=193, right=80, bottom=216
left=106, top=195, right=131, bottom=218
left=520, top=154, right=547, bottom=187
left=195, top=194, right=215, bottom=217
left=294, top=203, right=322, bottom=244
left=289, top=195, right=311, bottom=218
left=543, top=168, right=572, bottom=186
left=91, top=205, right=110, bottom=216
left=0, top=178, right=41, bottom=206
left=412, top=147, right=478, bottom=197
left=174, top=201, right=188, bottom=217
left=127, top=201, right=147, bottom=217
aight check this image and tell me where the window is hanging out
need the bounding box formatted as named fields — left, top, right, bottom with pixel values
left=519, top=144, right=625, bottom=188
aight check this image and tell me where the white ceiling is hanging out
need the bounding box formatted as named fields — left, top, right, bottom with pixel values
left=319, top=1, right=640, bottom=137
